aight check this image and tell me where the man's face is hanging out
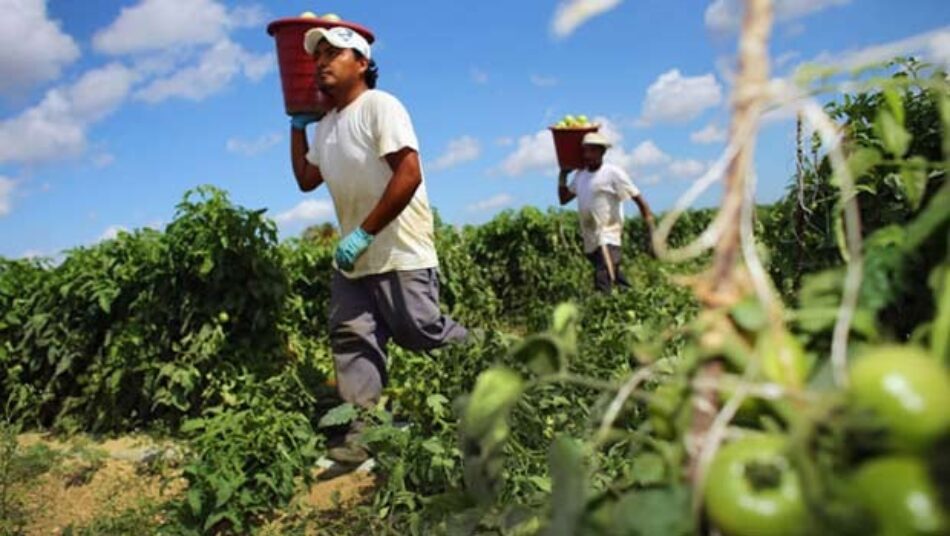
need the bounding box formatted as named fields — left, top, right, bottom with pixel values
left=313, top=40, right=367, bottom=92
left=582, top=144, right=606, bottom=168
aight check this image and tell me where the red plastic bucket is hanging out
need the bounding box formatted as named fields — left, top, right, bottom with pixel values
left=266, top=17, right=376, bottom=115
left=549, top=125, right=599, bottom=169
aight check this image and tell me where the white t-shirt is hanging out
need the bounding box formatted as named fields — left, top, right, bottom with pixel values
left=306, top=89, right=438, bottom=278
left=568, top=162, right=641, bottom=254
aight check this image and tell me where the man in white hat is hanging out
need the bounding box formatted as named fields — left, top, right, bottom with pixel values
left=289, top=26, right=468, bottom=463
left=558, top=132, right=655, bottom=292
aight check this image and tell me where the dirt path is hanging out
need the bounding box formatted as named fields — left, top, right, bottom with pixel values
left=13, top=433, right=376, bottom=534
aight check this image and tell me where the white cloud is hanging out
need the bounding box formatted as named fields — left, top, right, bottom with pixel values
left=628, top=140, right=671, bottom=167
left=530, top=74, right=559, bottom=87
left=775, top=51, right=802, bottom=70
left=134, top=39, right=272, bottom=103
left=669, top=159, right=709, bottom=178
left=498, top=130, right=557, bottom=176
left=19, top=249, right=45, bottom=259
left=274, top=199, right=334, bottom=227
left=467, top=193, right=513, bottom=213
left=93, top=0, right=264, bottom=55
left=0, top=0, right=80, bottom=97
left=0, top=176, right=14, bottom=216
left=495, top=137, right=515, bottom=147
left=429, top=136, right=481, bottom=171
left=98, top=224, right=128, bottom=242
left=807, top=27, right=950, bottom=71
left=639, top=69, right=723, bottom=125
left=226, top=132, right=281, bottom=157
left=932, top=31, right=950, bottom=66
left=226, top=5, right=268, bottom=29
left=705, top=0, right=851, bottom=34
left=552, top=0, right=623, bottom=38
left=691, top=123, right=728, bottom=144
left=0, top=63, right=137, bottom=164
left=470, top=67, right=488, bottom=85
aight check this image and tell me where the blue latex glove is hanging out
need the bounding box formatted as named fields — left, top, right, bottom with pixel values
left=290, top=113, right=320, bottom=130
left=335, top=228, right=374, bottom=271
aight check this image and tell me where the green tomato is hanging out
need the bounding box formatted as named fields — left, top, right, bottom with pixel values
left=704, top=434, right=807, bottom=536
left=850, top=457, right=948, bottom=535
left=849, top=345, right=950, bottom=451
left=217, top=311, right=230, bottom=323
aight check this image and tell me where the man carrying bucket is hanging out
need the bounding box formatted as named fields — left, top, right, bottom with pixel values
left=557, top=132, right=656, bottom=292
left=288, top=26, right=468, bottom=463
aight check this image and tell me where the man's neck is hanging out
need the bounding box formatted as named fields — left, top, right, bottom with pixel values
left=330, top=83, right=370, bottom=111
left=586, top=162, right=603, bottom=172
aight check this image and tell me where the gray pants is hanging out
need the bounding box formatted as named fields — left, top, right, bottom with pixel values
left=585, top=245, right=630, bottom=292
left=328, top=268, right=468, bottom=407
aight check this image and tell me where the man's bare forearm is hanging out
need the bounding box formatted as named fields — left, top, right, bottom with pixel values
left=360, top=148, right=421, bottom=235
left=291, top=128, right=323, bottom=192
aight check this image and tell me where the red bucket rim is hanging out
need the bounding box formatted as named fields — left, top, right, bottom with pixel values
left=548, top=124, right=599, bottom=132
left=266, top=17, right=375, bottom=44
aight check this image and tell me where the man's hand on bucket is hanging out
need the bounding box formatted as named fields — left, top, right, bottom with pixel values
left=290, top=113, right=322, bottom=130
left=335, top=228, right=374, bottom=271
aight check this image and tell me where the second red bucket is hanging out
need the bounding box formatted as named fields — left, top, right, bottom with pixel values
left=549, top=125, right=599, bottom=170
left=266, top=17, right=376, bottom=115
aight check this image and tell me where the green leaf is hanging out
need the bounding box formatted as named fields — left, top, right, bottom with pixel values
left=317, top=403, right=358, bottom=428
left=612, top=486, right=693, bottom=536
left=938, top=89, right=950, bottom=160
left=875, top=108, right=911, bottom=157
left=881, top=87, right=906, bottom=124
left=186, top=488, right=204, bottom=516
left=97, top=292, right=112, bottom=314
left=426, top=394, right=449, bottom=418
left=528, top=475, right=552, bottom=493
left=551, top=302, right=579, bottom=354
left=214, top=479, right=235, bottom=508
left=462, top=367, right=523, bottom=440
left=513, top=334, right=564, bottom=376
left=422, top=437, right=446, bottom=455
left=545, top=436, right=587, bottom=536
left=842, top=147, right=882, bottom=184
left=904, top=181, right=950, bottom=250
left=729, top=297, right=767, bottom=332
left=199, top=255, right=215, bottom=276
left=898, top=157, right=929, bottom=210
left=931, top=266, right=950, bottom=364
left=630, top=452, right=666, bottom=486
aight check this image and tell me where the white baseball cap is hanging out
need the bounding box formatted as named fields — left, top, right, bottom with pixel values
left=304, top=26, right=372, bottom=59
left=582, top=132, right=611, bottom=148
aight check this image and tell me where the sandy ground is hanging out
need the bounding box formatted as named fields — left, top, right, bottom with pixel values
left=12, top=433, right=376, bottom=534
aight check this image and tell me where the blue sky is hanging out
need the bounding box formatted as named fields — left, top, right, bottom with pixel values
left=1, top=0, right=948, bottom=259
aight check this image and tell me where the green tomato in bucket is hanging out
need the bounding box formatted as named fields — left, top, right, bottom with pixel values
left=322, top=13, right=342, bottom=21
left=299, top=11, right=318, bottom=18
